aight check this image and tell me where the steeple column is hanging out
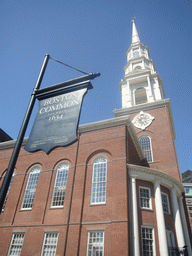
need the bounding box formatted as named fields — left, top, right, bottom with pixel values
left=121, top=81, right=132, bottom=108
left=147, top=75, right=154, bottom=102
left=142, top=60, right=145, bottom=69
left=131, top=62, right=133, bottom=72
left=139, top=47, right=142, bottom=57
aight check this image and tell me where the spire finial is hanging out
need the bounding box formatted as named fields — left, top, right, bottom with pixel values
left=131, top=16, right=140, bottom=44
left=131, top=16, right=135, bottom=23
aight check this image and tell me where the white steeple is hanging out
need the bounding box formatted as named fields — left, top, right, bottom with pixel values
left=132, top=17, right=140, bottom=44
left=117, top=18, right=165, bottom=109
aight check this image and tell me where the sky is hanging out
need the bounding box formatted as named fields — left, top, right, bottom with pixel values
left=1, top=0, right=192, bottom=173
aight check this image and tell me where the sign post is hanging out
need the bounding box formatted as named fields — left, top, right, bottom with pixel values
left=0, top=54, right=100, bottom=213
left=0, top=54, right=50, bottom=213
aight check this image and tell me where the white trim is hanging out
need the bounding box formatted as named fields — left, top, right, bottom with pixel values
left=21, top=166, right=40, bottom=210
left=8, top=232, right=25, bottom=256
left=41, top=232, right=59, bottom=256
left=139, top=135, right=153, bottom=163
left=50, top=162, right=69, bottom=208
left=128, top=164, right=184, bottom=194
left=90, top=157, right=107, bottom=205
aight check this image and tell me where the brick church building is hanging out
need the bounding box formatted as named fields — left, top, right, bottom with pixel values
left=0, top=19, right=191, bottom=256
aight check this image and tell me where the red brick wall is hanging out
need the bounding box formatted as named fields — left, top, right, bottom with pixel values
left=0, top=121, right=181, bottom=255
left=0, top=125, right=132, bottom=255
left=129, top=106, right=181, bottom=181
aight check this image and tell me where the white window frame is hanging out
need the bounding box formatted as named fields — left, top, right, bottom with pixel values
left=41, top=232, right=58, bottom=256
left=21, top=166, right=40, bottom=210
left=91, top=157, right=107, bottom=205
left=141, top=226, right=155, bottom=256
left=161, top=192, right=170, bottom=214
left=51, top=162, right=69, bottom=208
left=139, top=136, right=153, bottom=163
left=8, top=232, right=25, bottom=256
left=139, top=186, right=152, bottom=210
left=86, top=231, right=104, bottom=256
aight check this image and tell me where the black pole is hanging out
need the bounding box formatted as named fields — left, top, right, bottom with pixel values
left=0, top=54, right=50, bottom=213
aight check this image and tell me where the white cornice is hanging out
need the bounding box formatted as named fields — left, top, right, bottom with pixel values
left=128, top=163, right=184, bottom=194
left=124, top=70, right=159, bottom=81
left=0, top=137, right=28, bottom=150
left=124, top=56, right=154, bottom=68
left=113, top=99, right=175, bottom=139
left=79, top=115, right=131, bottom=133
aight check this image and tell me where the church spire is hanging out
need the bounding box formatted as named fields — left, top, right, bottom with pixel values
left=114, top=18, right=165, bottom=111
left=132, top=17, right=140, bottom=44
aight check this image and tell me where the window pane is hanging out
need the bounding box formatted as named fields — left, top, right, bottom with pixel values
left=140, top=187, right=151, bottom=209
left=142, top=227, right=153, bottom=256
left=8, top=233, right=25, bottom=256
left=161, top=193, right=170, bottom=214
left=21, top=167, right=40, bottom=209
left=41, top=232, right=58, bottom=256
left=91, top=157, right=107, bottom=204
left=87, top=231, right=104, bottom=256
left=139, top=136, right=153, bottom=162
left=51, top=163, right=69, bottom=207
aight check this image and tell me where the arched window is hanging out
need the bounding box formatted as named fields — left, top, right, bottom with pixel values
left=135, top=87, right=147, bottom=105
left=91, top=157, right=107, bottom=204
left=51, top=162, right=69, bottom=207
left=21, top=166, right=40, bottom=209
left=2, top=171, right=15, bottom=210
left=139, top=136, right=153, bottom=162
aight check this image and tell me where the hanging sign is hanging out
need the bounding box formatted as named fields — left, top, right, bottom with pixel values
left=24, top=87, right=87, bottom=154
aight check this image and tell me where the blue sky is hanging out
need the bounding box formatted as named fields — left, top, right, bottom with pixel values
left=1, top=0, right=192, bottom=173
